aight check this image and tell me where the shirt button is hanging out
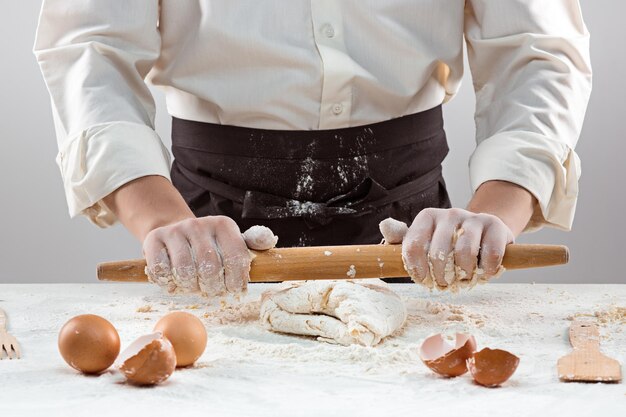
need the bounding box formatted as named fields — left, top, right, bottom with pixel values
left=332, top=103, right=344, bottom=115
left=322, top=24, right=336, bottom=38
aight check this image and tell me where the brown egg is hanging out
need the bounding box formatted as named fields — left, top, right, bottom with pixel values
left=117, top=332, right=177, bottom=386
left=467, top=348, right=520, bottom=387
left=58, top=314, right=120, bottom=374
left=154, top=312, right=207, bottom=367
left=419, top=333, right=477, bottom=377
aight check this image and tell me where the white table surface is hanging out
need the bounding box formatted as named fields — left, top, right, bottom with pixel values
left=0, top=283, right=624, bottom=417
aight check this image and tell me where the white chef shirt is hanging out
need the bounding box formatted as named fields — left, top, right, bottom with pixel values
left=33, top=0, right=591, bottom=231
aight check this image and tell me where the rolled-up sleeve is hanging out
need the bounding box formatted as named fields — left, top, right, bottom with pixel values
left=33, top=0, right=171, bottom=227
left=464, top=0, right=592, bottom=231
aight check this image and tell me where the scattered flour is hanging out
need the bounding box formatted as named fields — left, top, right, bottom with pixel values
left=347, top=265, right=356, bottom=278
left=1, top=283, right=625, bottom=416
left=135, top=305, right=153, bottom=313
left=294, top=157, right=315, bottom=199
left=287, top=200, right=317, bottom=217
left=203, top=300, right=262, bottom=325
left=567, top=306, right=626, bottom=325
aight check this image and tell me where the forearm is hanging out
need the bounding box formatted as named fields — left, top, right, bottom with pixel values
left=466, top=180, right=536, bottom=237
left=103, top=175, right=195, bottom=242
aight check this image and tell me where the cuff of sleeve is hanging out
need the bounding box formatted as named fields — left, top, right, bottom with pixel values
left=56, top=122, right=172, bottom=227
left=469, top=131, right=581, bottom=233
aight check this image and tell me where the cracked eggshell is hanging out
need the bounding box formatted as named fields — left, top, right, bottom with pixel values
left=467, top=348, right=520, bottom=387
left=419, top=333, right=477, bottom=377
left=154, top=312, right=207, bottom=367
left=117, top=332, right=177, bottom=386
left=58, top=314, right=120, bottom=374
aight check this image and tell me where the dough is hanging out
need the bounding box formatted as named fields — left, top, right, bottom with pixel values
left=242, top=225, right=278, bottom=250
left=379, top=217, right=408, bottom=244
left=260, top=279, right=406, bottom=346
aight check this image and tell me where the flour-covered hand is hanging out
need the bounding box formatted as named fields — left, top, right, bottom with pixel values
left=143, top=216, right=251, bottom=296
left=400, top=208, right=514, bottom=289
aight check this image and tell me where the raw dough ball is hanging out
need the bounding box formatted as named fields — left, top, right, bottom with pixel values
left=379, top=218, right=408, bottom=244
left=242, top=225, right=278, bottom=250
left=260, top=279, right=406, bottom=346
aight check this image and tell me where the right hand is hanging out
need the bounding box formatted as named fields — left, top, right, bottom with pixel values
left=143, top=216, right=251, bottom=297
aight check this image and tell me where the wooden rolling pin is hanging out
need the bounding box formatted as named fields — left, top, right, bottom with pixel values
left=97, top=243, right=568, bottom=283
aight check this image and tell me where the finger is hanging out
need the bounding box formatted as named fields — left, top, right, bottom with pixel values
left=402, top=209, right=436, bottom=284
left=6, top=344, right=15, bottom=359
left=166, top=231, right=198, bottom=293
left=215, top=217, right=250, bottom=294
left=479, top=220, right=513, bottom=278
left=143, top=234, right=176, bottom=293
left=454, top=220, right=483, bottom=281
left=429, top=216, right=461, bottom=288
left=186, top=228, right=226, bottom=297
left=11, top=340, right=21, bottom=359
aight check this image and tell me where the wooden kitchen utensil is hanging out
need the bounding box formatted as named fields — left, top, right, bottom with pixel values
left=0, top=308, right=21, bottom=360
left=557, top=319, right=622, bottom=383
left=98, top=243, right=568, bottom=283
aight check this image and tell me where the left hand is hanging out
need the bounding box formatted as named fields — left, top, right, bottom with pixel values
left=401, top=207, right=514, bottom=288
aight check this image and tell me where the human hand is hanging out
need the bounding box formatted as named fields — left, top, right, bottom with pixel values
left=398, top=208, right=514, bottom=290
left=143, top=216, right=252, bottom=296
left=103, top=177, right=278, bottom=296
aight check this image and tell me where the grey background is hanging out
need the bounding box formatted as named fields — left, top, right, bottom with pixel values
left=0, top=1, right=623, bottom=284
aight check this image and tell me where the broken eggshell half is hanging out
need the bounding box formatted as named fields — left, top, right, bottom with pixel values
left=116, top=332, right=177, bottom=386
left=467, top=347, right=520, bottom=387
left=419, top=333, right=477, bottom=377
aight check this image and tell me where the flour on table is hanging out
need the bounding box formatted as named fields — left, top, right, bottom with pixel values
left=203, top=300, right=262, bottom=325
left=136, top=305, right=153, bottom=313
left=567, top=306, right=626, bottom=325
left=3, top=284, right=625, bottom=416
left=260, top=279, right=407, bottom=346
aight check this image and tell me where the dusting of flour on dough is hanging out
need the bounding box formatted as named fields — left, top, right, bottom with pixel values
left=259, top=280, right=406, bottom=346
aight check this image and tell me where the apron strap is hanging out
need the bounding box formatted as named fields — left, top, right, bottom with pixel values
left=174, top=162, right=442, bottom=227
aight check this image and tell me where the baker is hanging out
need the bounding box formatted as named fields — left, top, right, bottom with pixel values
left=34, top=1, right=591, bottom=295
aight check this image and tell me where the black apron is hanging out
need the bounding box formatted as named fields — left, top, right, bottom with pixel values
left=170, top=105, right=451, bottom=249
